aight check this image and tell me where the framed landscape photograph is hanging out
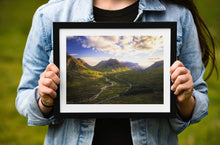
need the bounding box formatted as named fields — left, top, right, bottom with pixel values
left=53, top=22, right=176, bottom=118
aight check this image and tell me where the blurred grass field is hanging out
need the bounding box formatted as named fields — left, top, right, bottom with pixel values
left=0, top=0, right=219, bottom=145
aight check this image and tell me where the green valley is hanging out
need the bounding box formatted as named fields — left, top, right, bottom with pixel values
left=66, top=53, right=163, bottom=104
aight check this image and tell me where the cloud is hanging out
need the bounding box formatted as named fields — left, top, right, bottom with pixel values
left=83, top=36, right=122, bottom=55
left=131, top=36, right=164, bottom=51
left=79, top=36, right=163, bottom=56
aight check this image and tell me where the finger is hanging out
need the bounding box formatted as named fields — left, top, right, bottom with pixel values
left=46, top=63, right=59, bottom=76
left=171, top=67, right=189, bottom=83
left=174, top=80, right=193, bottom=95
left=176, top=88, right=193, bottom=103
left=171, top=74, right=188, bottom=91
left=40, top=71, right=47, bottom=79
left=38, top=84, right=57, bottom=99
left=40, top=77, right=58, bottom=91
left=45, top=71, right=60, bottom=85
left=176, top=92, right=187, bottom=103
left=170, top=60, right=184, bottom=75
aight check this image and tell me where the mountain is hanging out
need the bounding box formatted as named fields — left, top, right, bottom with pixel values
left=66, top=53, right=87, bottom=70
left=94, top=58, right=129, bottom=72
left=77, top=58, right=92, bottom=68
left=121, top=62, right=143, bottom=71
left=77, top=58, right=86, bottom=65
left=145, top=60, right=163, bottom=70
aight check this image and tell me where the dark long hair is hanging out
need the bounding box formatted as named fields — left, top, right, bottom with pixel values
left=164, top=0, right=218, bottom=80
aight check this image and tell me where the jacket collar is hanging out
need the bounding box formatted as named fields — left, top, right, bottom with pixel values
left=139, top=0, right=166, bottom=11
left=72, top=0, right=166, bottom=22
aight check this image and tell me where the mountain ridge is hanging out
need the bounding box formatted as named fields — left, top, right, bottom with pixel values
left=145, top=60, right=163, bottom=70
left=94, top=58, right=129, bottom=72
left=121, top=61, right=143, bottom=71
left=66, top=53, right=87, bottom=70
left=67, top=53, right=163, bottom=73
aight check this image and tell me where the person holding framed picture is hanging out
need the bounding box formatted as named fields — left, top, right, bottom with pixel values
left=16, top=0, right=217, bottom=145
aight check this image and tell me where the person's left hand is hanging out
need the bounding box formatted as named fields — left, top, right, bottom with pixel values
left=170, top=60, right=195, bottom=119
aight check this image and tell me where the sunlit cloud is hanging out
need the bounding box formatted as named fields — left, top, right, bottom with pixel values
left=69, top=36, right=164, bottom=67
left=78, top=36, right=163, bottom=57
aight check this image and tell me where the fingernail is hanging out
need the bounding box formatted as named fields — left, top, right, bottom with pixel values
left=171, top=85, right=174, bottom=90
left=174, top=91, right=177, bottom=95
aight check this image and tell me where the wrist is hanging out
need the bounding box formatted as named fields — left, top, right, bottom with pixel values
left=38, top=98, right=53, bottom=115
left=40, top=98, right=54, bottom=108
left=177, top=95, right=195, bottom=121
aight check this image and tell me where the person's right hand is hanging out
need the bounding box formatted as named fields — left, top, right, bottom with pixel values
left=38, top=63, right=60, bottom=114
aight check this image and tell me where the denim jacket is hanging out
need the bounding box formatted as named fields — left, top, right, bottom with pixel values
left=16, top=0, right=209, bottom=145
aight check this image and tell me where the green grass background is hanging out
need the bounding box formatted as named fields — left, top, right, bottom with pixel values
left=0, top=0, right=219, bottom=144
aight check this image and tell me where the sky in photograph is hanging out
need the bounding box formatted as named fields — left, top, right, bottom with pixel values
left=66, top=36, right=164, bottom=68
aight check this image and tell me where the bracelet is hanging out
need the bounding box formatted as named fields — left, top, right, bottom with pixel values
left=40, top=99, right=54, bottom=108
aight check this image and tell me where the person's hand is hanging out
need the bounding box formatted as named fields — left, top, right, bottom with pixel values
left=170, top=61, right=195, bottom=120
left=38, top=63, right=60, bottom=114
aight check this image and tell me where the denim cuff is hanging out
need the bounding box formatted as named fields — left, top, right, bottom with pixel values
left=27, top=87, right=55, bottom=126
left=169, top=89, right=208, bottom=134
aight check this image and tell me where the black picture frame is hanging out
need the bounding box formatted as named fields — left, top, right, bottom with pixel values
left=53, top=22, right=176, bottom=118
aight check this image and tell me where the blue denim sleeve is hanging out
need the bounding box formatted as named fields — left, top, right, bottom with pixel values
left=169, top=8, right=209, bottom=134
left=15, top=7, right=55, bottom=126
